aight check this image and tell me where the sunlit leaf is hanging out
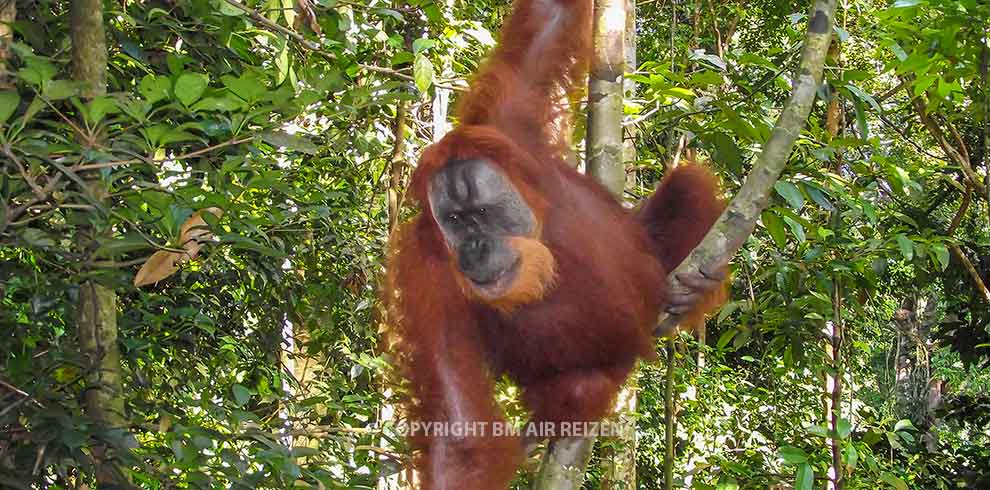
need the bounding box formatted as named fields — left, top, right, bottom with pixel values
left=174, top=73, right=209, bottom=106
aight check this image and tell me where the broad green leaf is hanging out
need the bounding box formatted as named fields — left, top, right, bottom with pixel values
left=191, top=95, right=246, bottom=113
left=711, top=132, right=742, bottom=174
left=412, top=38, right=435, bottom=54
left=275, top=41, right=290, bottom=85
left=716, top=328, right=738, bottom=350
left=895, top=234, right=913, bottom=260
left=893, top=419, right=916, bottom=432
left=19, top=228, right=55, bottom=248
left=930, top=243, right=950, bottom=271
left=913, top=74, right=937, bottom=96
left=414, top=54, right=435, bottom=93
left=836, top=418, right=852, bottom=439
left=804, top=184, right=835, bottom=211
left=174, top=73, right=209, bottom=106
left=715, top=477, right=739, bottom=490
left=782, top=216, right=806, bottom=243
left=0, top=90, right=19, bottom=123
left=232, top=384, right=251, bottom=406
left=844, top=443, right=859, bottom=469
left=881, top=472, right=908, bottom=490
left=222, top=73, right=268, bottom=103
left=17, top=57, right=57, bottom=86
left=794, top=462, right=813, bottom=490
left=762, top=210, right=787, bottom=249
left=140, top=75, right=172, bottom=104
left=261, top=130, right=319, bottom=155
left=774, top=181, right=805, bottom=210
left=43, top=79, right=82, bottom=100
left=779, top=446, right=808, bottom=464
left=87, top=96, right=120, bottom=123
left=218, top=0, right=245, bottom=15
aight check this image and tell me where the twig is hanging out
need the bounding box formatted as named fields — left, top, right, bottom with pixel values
left=2, top=144, right=45, bottom=197
left=875, top=111, right=948, bottom=162
left=222, top=0, right=322, bottom=50
left=73, top=136, right=255, bottom=171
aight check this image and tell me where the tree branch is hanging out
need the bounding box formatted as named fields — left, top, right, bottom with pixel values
left=656, top=0, right=838, bottom=334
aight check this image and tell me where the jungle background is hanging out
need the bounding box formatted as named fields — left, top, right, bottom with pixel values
left=1, top=0, right=989, bottom=488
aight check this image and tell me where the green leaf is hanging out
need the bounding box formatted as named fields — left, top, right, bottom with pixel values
left=794, top=462, right=813, bottom=490
left=261, top=130, right=319, bottom=155
left=774, top=181, right=805, bottom=210
left=880, top=472, right=908, bottom=490
left=711, top=132, right=742, bottom=174
left=804, top=184, right=835, bottom=211
left=715, top=477, right=739, bottom=490
left=19, top=228, right=55, bottom=247
left=895, top=234, right=913, bottom=260
left=716, top=328, right=738, bottom=350
left=232, top=384, right=251, bottom=406
left=218, top=0, right=245, bottom=15
left=174, top=73, right=209, bottom=106
left=191, top=95, right=246, bottom=113
left=222, top=73, right=268, bottom=103
left=17, top=57, right=57, bottom=86
left=893, top=419, right=916, bottom=432
left=140, top=75, right=172, bottom=104
left=844, top=443, right=859, bottom=469
left=762, top=210, right=787, bottom=249
left=913, top=74, right=937, bottom=96
left=95, top=233, right=152, bottom=258
left=0, top=90, right=19, bottom=123
left=291, top=446, right=319, bottom=457
left=412, top=38, right=435, bottom=54
left=413, top=54, right=435, bottom=93
left=930, top=243, right=950, bottom=271
left=87, top=96, right=120, bottom=123
left=836, top=418, right=852, bottom=439
left=782, top=216, right=806, bottom=243
left=779, top=446, right=808, bottom=464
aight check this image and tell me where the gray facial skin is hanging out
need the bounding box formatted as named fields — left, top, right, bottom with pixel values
left=428, top=159, right=536, bottom=286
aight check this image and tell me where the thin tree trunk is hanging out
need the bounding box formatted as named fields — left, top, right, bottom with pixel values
left=71, top=0, right=124, bottom=484
left=823, top=35, right=844, bottom=490
left=586, top=0, right=627, bottom=195
left=825, top=279, right=844, bottom=490
left=601, top=1, right=639, bottom=488
left=71, top=0, right=107, bottom=98
left=892, top=295, right=936, bottom=427
left=380, top=99, right=413, bottom=490
left=0, top=0, right=15, bottom=88
left=663, top=337, right=676, bottom=490
left=535, top=1, right=627, bottom=486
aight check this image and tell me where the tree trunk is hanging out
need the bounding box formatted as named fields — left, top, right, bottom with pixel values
left=533, top=437, right=597, bottom=490
left=71, top=0, right=107, bottom=99
left=585, top=0, right=627, bottom=195
left=534, top=1, right=628, bottom=488
left=0, top=0, right=15, bottom=88
left=601, top=2, right=639, bottom=488
left=71, top=0, right=124, bottom=484
left=892, top=295, right=936, bottom=427
left=824, top=280, right=844, bottom=490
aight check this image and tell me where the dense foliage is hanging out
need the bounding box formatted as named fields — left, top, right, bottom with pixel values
left=0, top=0, right=987, bottom=489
